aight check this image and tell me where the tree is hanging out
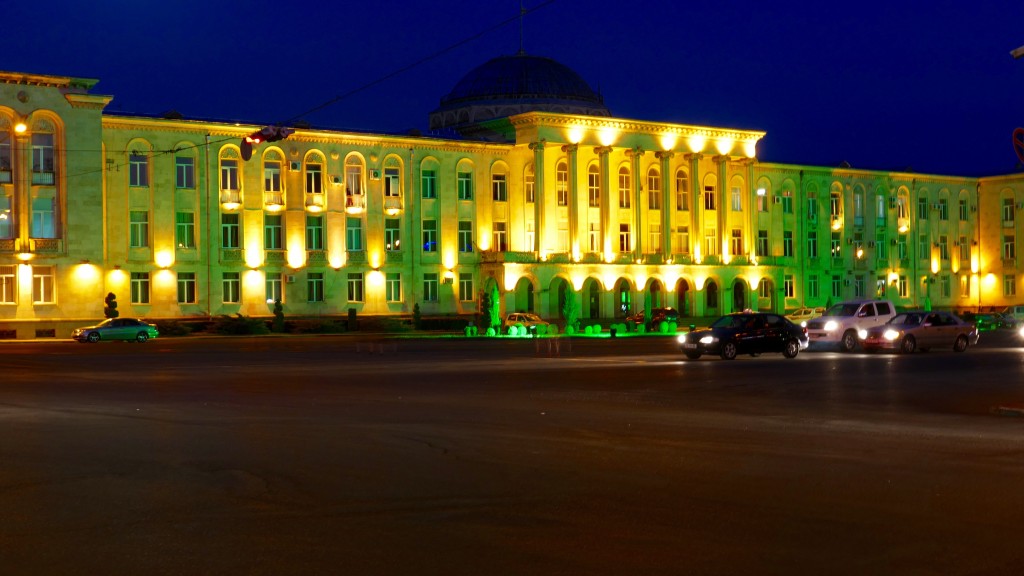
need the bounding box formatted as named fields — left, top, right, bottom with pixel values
left=562, top=288, right=579, bottom=333
left=103, top=292, right=119, bottom=319
left=487, top=284, right=501, bottom=330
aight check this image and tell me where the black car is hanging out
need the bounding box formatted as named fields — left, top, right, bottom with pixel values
left=676, top=312, right=809, bottom=360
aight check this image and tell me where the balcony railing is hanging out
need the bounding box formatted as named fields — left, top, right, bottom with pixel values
left=220, top=190, right=241, bottom=209
left=305, top=192, right=324, bottom=213
left=32, top=171, right=55, bottom=186
left=0, top=170, right=11, bottom=184
left=384, top=196, right=403, bottom=215
left=264, top=191, right=284, bottom=211
left=345, top=194, right=365, bottom=214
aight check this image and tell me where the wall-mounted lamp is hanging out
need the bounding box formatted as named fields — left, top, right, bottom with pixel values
left=16, top=252, right=32, bottom=262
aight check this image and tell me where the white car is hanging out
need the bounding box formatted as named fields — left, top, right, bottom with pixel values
left=805, top=300, right=896, bottom=352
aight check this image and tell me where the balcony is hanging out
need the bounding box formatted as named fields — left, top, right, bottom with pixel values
left=0, top=170, right=11, bottom=184
left=220, top=190, right=241, bottom=210
left=385, top=251, right=404, bottom=264
left=265, top=250, right=286, bottom=265
left=384, top=196, right=403, bottom=215
left=345, top=194, right=365, bottom=214
left=264, top=191, right=284, bottom=212
left=32, top=171, right=55, bottom=186
left=305, top=193, right=324, bottom=213
left=307, top=250, right=327, bottom=265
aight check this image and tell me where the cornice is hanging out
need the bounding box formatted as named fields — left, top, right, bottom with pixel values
left=65, top=93, right=112, bottom=110
left=508, top=111, right=765, bottom=143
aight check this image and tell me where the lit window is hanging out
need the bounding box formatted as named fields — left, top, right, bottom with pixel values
left=131, top=272, right=150, bottom=305
left=223, top=272, right=240, bottom=303
left=347, top=272, right=364, bottom=302
left=32, top=266, right=55, bottom=304
left=176, top=156, right=195, bottom=189
left=129, top=152, right=149, bottom=187
left=130, top=211, right=149, bottom=248
left=177, top=272, right=196, bottom=304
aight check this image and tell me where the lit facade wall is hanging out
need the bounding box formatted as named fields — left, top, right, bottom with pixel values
left=1, top=70, right=1023, bottom=338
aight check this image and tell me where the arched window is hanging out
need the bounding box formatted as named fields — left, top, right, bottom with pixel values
left=675, top=169, right=688, bottom=211
left=588, top=164, right=600, bottom=207
left=556, top=161, right=568, bottom=206
left=647, top=167, right=661, bottom=210
left=618, top=166, right=631, bottom=208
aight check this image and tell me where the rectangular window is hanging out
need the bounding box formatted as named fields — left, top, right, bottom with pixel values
left=176, top=212, right=195, bottom=249
left=264, top=161, right=282, bottom=192
left=757, top=230, right=769, bottom=257
left=898, top=275, right=908, bottom=298
left=831, top=275, right=842, bottom=299
left=346, top=217, right=363, bottom=251
left=221, top=213, right=240, bottom=249
left=421, top=169, right=437, bottom=199
left=618, top=169, right=631, bottom=209
left=386, top=273, right=402, bottom=302
left=808, top=274, right=819, bottom=300
left=458, top=220, right=473, bottom=253
left=757, top=190, right=768, bottom=213
left=589, top=222, right=601, bottom=253
left=384, top=168, right=400, bottom=197
left=0, top=265, right=15, bottom=304
left=385, top=218, right=401, bottom=251
left=423, top=272, right=438, bottom=302
left=918, top=197, right=928, bottom=220
left=1005, top=274, right=1017, bottom=298
left=557, top=164, right=569, bottom=206
left=0, top=140, right=11, bottom=182
left=730, top=186, right=741, bottom=212
left=938, top=198, right=948, bottom=221
left=703, top=226, right=718, bottom=256
left=619, top=223, right=631, bottom=253
left=422, top=220, right=437, bottom=252
left=493, top=222, right=508, bottom=252
left=897, top=236, right=908, bottom=260
left=347, top=272, right=364, bottom=302
left=220, top=159, right=239, bottom=190
left=919, top=234, right=929, bottom=260
left=960, top=275, right=970, bottom=299
left=806, top=230, right=818, bottom=259
left=649, top=224, right=662, bottom=253
left=783, top=231, right=794, bottom=258
left=525, top=170, right=535, bottom=203
left=129, top=153, right=149, bottom=187
left=959, top=199, right=969, bottom=221
left=307, top=272, right=324, bottom=302
left=557, top=220, right=569, bottom=252
left=459, top=273, right=474, bottom=302
left=31, top=134, right=54, bottom=182
left=457, top=170, right=473, bottom=200
left=875, top=195, right=886, bottom=224
left=306, top=215, right=324, bottom=251
left=675, top=172, right=689, bottom=211
left=730, top=228, right=742, bottom=257
left=830, top=232, right=841, bottom=259
left=492, top=173, right=507, bottom=202
left=784, top=275, right=795, bottom=298
left=854, top=193, right=864, bottom=226
left=959, top=236, right=969, bottom=263
left=853, top=275, right=865, bottom=298
left=32, top=266, right=55, bottom=304
left=131, top=272, right=150, bottom=305
left=590, top=170, right=602, bottom=208
left=703, top=185, right=716, bottom=211
left=940, top=275, right=951, bottom=299
left=1004, top=234, right=1016, bottom=260
left=130, top=211, right=149, bottom=248
left=938, top=235, right=949, bottom=261
left=1004, top=198, right=1015, bottom=225
left=674, top=226, right=689, bottom=255
left=31, top=197, right=54, bottom=238
left=175, top=156, right=195, bottom=189
left=807, top=196, right=819, bottom=222
left=177, top=272, right=196, bottom=304
left=781, top=193, right=793, bottom=214
left=526, top=221, right=535, bottom=250
left=266, top=274, right=282, bottom=304
left=0, top=195, right=11, bottom=238
left=830, top=193, right=841, bottom=218
left=264, top=214, right=283, bottom=250
left=305, top=272, right=321, bottom=303
left=222, top=272, right=240, bottom=303
left=648, top=171, right=661, bottom=210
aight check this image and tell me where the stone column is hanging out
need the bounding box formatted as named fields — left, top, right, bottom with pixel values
left=594, top=146, right=613, bottom=257
left=626, top=147, right=645, bottom=257
left=561, top=143, right=579, bottom=256
left=656, top=151, right=674, bottom=258
left=686, top=153, right=703, bottom=260
left=529, top=140, right=546, bottom=253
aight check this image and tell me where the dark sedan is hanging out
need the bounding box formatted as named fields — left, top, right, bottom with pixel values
left=677, top=312, right=808, bottom=360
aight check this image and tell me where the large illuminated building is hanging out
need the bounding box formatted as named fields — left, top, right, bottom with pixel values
left=1, top=58, right=1023, bottom=339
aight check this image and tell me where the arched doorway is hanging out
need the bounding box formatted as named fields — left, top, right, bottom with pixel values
left=732, top=279, right=747, bottom=312
left=512, top=277, right=535, bottom=313
left=549, top=277, right=571, bottom=320
left=676, top=279, right=690, bottom=315
left=705, top=280, right=719, bottom=315
left=615, top=279, right=632, bottom=318
left=583, top=278, right=601, bottom=319
left=649, top=280, right=663, bottom=308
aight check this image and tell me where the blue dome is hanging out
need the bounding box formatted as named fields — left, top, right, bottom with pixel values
left=440, top=54, right=605, bottom=107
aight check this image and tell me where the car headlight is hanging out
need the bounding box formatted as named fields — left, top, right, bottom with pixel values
left=699, top=335, right=718, bottom=344
left=824, top=320, right=838, bottom=332
left=1018, top=325, right=1024, bottom=338
left=857, top=329, right=867, bottom=340
left=883, top=329, right=901, bottom=341
left=800, top=321, right=807, bottom=328
left=676, top=334, right=688, bottom=344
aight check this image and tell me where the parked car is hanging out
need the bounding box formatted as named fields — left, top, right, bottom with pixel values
left=786, top=306, right=825, bottom=325
left=859, top=310, right=979, bottom=354
left=677, top=312, right=808, bottom=360
left=805, top=300, right=897, bottom=352
left=1000, top=305, right=1024, bottom=326
left=502, top=313, right=549, bottom=331
left=626, top=307, right=679, bottom=327
left=72, top=318, right=159, bottom=343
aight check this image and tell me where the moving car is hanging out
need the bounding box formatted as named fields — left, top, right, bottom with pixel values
left=805, top=299, right=897, bottom=352
left=677, top=312, right=808, bottom=360
left=786, top=306, right=825, bottom=325
left=859, top=310, right=979, bottom=354
left=72, top=318, right=159, bottom=343
left=502, top=313, right=549, bottom=330
left=626, top=307, right=680, bottom=327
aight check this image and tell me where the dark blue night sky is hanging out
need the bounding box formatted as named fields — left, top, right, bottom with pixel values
left=9, top=0, right=1024, bottom=177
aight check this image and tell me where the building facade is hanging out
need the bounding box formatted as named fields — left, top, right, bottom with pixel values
left=2, top=66, right=1024, bottom=338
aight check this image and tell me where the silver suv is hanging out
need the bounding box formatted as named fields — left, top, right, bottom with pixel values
left=805, top=300, right=897, bottom=352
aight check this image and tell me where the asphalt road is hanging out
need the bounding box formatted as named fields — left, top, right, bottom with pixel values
left=2, top=331, right=1024, bottom=575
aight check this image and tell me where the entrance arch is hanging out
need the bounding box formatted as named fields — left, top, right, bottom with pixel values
left=582, top=278, right=601, bottom=319
left=732, top=279, right=747, bottom=312
left=649, top=280, right=664, bottom=308
left=676, top=279, right=690, bottom=316
left=705, top=280, right=720, bottom=315
left=615, top=279, right=632, bottom=318
left=512, top=277, right=536, bottom=313
left=548, top=277, right=571, bottom=320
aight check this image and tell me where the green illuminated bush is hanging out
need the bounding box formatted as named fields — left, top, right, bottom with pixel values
left=486, top=327, right=496, bottom=337
left=591, top=324, right=602, bottom=334
left=548, top=324, right=559, bottom=336
left=213, top=313, right=270, bottom=335
left=657, top=320, right=669, bottom=333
